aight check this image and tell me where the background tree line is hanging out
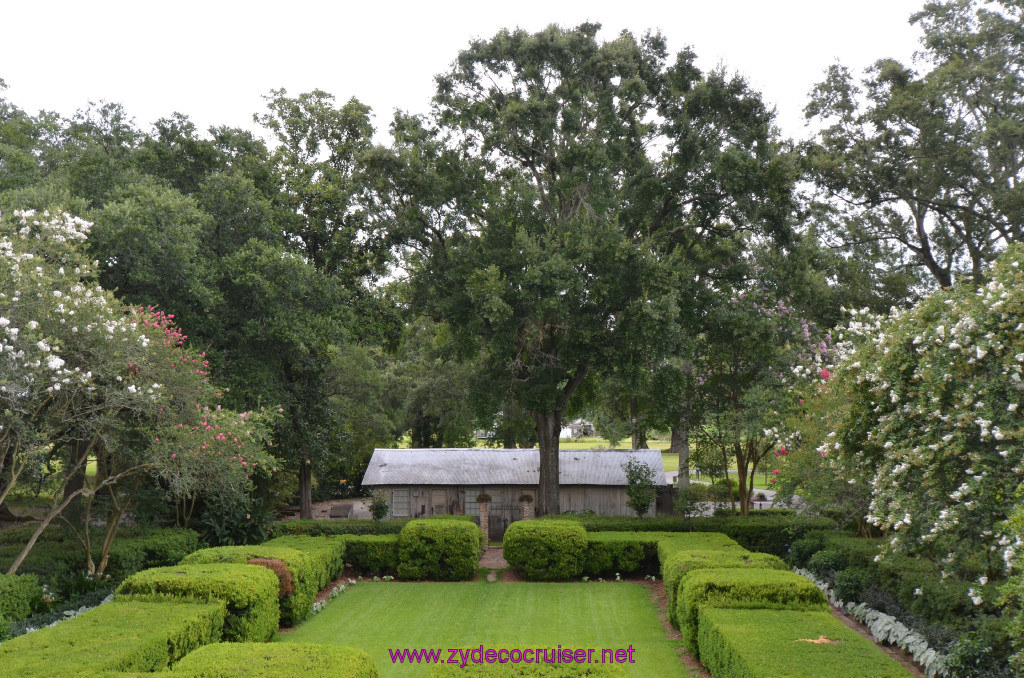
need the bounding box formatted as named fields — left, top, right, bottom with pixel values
left=1, top=0, right=1020, bottom=531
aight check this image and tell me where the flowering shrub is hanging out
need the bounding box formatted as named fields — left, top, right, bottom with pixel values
left=0, top=208, right=280, bottom=576
left=820, top=246, right=1024, bottom=579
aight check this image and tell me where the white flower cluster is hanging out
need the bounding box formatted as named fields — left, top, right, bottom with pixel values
left=827, top=249, right=1024, bottom=576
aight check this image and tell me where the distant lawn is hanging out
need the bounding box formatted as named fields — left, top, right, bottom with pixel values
left=277, top=581, right=693, bottom=678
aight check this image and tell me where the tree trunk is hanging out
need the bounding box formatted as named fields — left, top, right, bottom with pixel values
left=299, top=463, right=313, bottom=520
left=62, top=439, right=90, bottom=517
left=629, top=398, right=648, bottom=449
left=534, top=411, right=562, bottom=517
left=735, top=459, right=749, bottom=516
left=670, top=425, right=689, bottom=487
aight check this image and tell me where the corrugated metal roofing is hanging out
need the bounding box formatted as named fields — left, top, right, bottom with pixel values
left=361, top=448, right=667, bottom=487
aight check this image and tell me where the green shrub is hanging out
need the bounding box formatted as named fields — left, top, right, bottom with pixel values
left=117, top=563, right=279, bottom=641
left=806, top=548, right=848, bottom=577
left=343, top=535, right=399, bottom=575
left=820, top=533, right=883, bottom=569
left=180, top=545, right=314, bottom=627
left=676, top=568, right=829, bottom=655
left=660, top=550, right=787, bottom=627
left=541, top=513, right=835, bottom=557
left=427, top=649, right=628, bottom=676
left=0, top=599, right=224, bottom=676
left=169, top=642, right=378, bottom=677
left=0, top=528, right=201, bottom=588
left=0, top=525, right=63, bottom=545
left=503, top=520, right=588, bottom=581
left=655, top=532, right=745, bottom=561
left=697, top=608, right=912, bottom=677
left=397, top=519, right=481, bottom=581
left=583, top=533, right=662, bottom=576
left=786, top=534, right=826, bottom=568
left=0, top=573, right=45, bottom=622
left=422, top=514, right=488, bottom=552
left=944, top=613, right=1014, bottom=678
left=271, top=518, right=410, bottom=538
left=132, top=528, right=201, bottom=566
left=832, top=567, right=871, bottom=602
left=261, top=535, right=348, bottom=587
left=0, top=540, right=80, bottom=583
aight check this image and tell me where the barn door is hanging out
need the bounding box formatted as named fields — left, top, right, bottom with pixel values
left=431, top=489, right=447, bottom=515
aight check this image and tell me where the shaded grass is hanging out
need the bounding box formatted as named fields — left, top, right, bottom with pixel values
left=276, top=581, right=693, bottom=678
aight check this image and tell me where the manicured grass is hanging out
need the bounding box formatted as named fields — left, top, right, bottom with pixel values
left=276, top=582, right=693, bottom=678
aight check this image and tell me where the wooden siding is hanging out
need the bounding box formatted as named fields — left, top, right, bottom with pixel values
left=379, top=484, right=652, bottom=518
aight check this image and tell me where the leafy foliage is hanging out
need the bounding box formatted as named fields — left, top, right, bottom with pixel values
left=503, top=520, right=588, bottom=581
left=117, top=563, right=279, bottom=641
left=169, top=642, right=379, bottom=678
left=0, top=599, right=225, bottom=677
left=621, top=456, right=658, bottom=519
left=396, top=519, right=481, bottom=581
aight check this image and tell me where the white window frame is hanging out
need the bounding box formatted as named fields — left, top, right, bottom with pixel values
left=391, top=489, right=410, bottom=517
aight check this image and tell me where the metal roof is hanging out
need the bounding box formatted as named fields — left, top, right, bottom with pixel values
left=361, top=448, right=667, bottom=487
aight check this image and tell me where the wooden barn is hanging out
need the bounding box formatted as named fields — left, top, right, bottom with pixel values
left=361, top=448, right=667, bottom=537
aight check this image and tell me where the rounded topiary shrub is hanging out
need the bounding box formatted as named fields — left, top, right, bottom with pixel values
left=397, top=519, right=482, bottom=581
left=503, top=520, right=587, bottom=581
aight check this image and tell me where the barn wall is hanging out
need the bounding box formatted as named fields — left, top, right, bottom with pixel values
left=377, top=484, right=647, bottom=518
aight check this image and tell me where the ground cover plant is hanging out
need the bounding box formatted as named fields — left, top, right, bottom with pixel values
left=275, top=581, right=691, bottom=678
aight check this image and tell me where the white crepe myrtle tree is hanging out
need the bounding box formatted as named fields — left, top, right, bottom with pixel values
left=0, top=210, right=275, bottom=575
left=824, top=245, right=1024, bottom=580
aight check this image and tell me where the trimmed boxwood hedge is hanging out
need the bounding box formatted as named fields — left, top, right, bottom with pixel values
left=0, top=599, right=224, bottom=676
left=503, top=520, right=588, bottom=581
left=697, top=608, right=912, bottom=677
left=676, top=568, right=830, bottom=656
left=427, top=650, right=628, bottom=676
left=343, top=534, right=399, bottom=575
left=545, top=514, right=836, bottom=557
left=271, top=518, right=410, bottom=537
left=117, top=563, right=279, bottom=641
left=0, top=572, right=45, bottom=622
left=169, top=642, right=378, bottom=677
left=660, top=549, right=787, bottom=627
left=261, top=535, right=347, bottom=586
left=397, top=519, right=482, bottom=581
left=180, top=545, right=317, bottom=627
left=582, top=532, right=667, bottom=577
left=0, top=527, right=201, bottom=584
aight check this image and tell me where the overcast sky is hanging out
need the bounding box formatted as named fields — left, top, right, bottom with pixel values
left=1, top=1, right=925, bottom=143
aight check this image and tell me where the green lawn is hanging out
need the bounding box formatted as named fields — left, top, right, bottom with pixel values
left=276, top=581, right=693, bottom=677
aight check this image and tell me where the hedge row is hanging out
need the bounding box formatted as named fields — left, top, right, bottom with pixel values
left=427, top=650, right=628, bottom=677
left=180, top=536, right=346, bottom=626
left=343, top=534, right=399, bottom=574
left=0, top=599, right=225, bottom=676
left=117, top=563, right=280, bottom=642
left=660, top=549, right=786, bottom=626
left=397, top=519, right=483, bottom=581
left=544, top=514, right=835, bottom=557
left=697, top=608, right=913, bottom=677
left=676, top=568, right=829, bottom=654
left=503, top=521, right=588, bottom=581
left=0, top=527, right=200, bottom=584
left=169, top=642, right=378, bottom=677
left=271, top=518, right=410, bottom=537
